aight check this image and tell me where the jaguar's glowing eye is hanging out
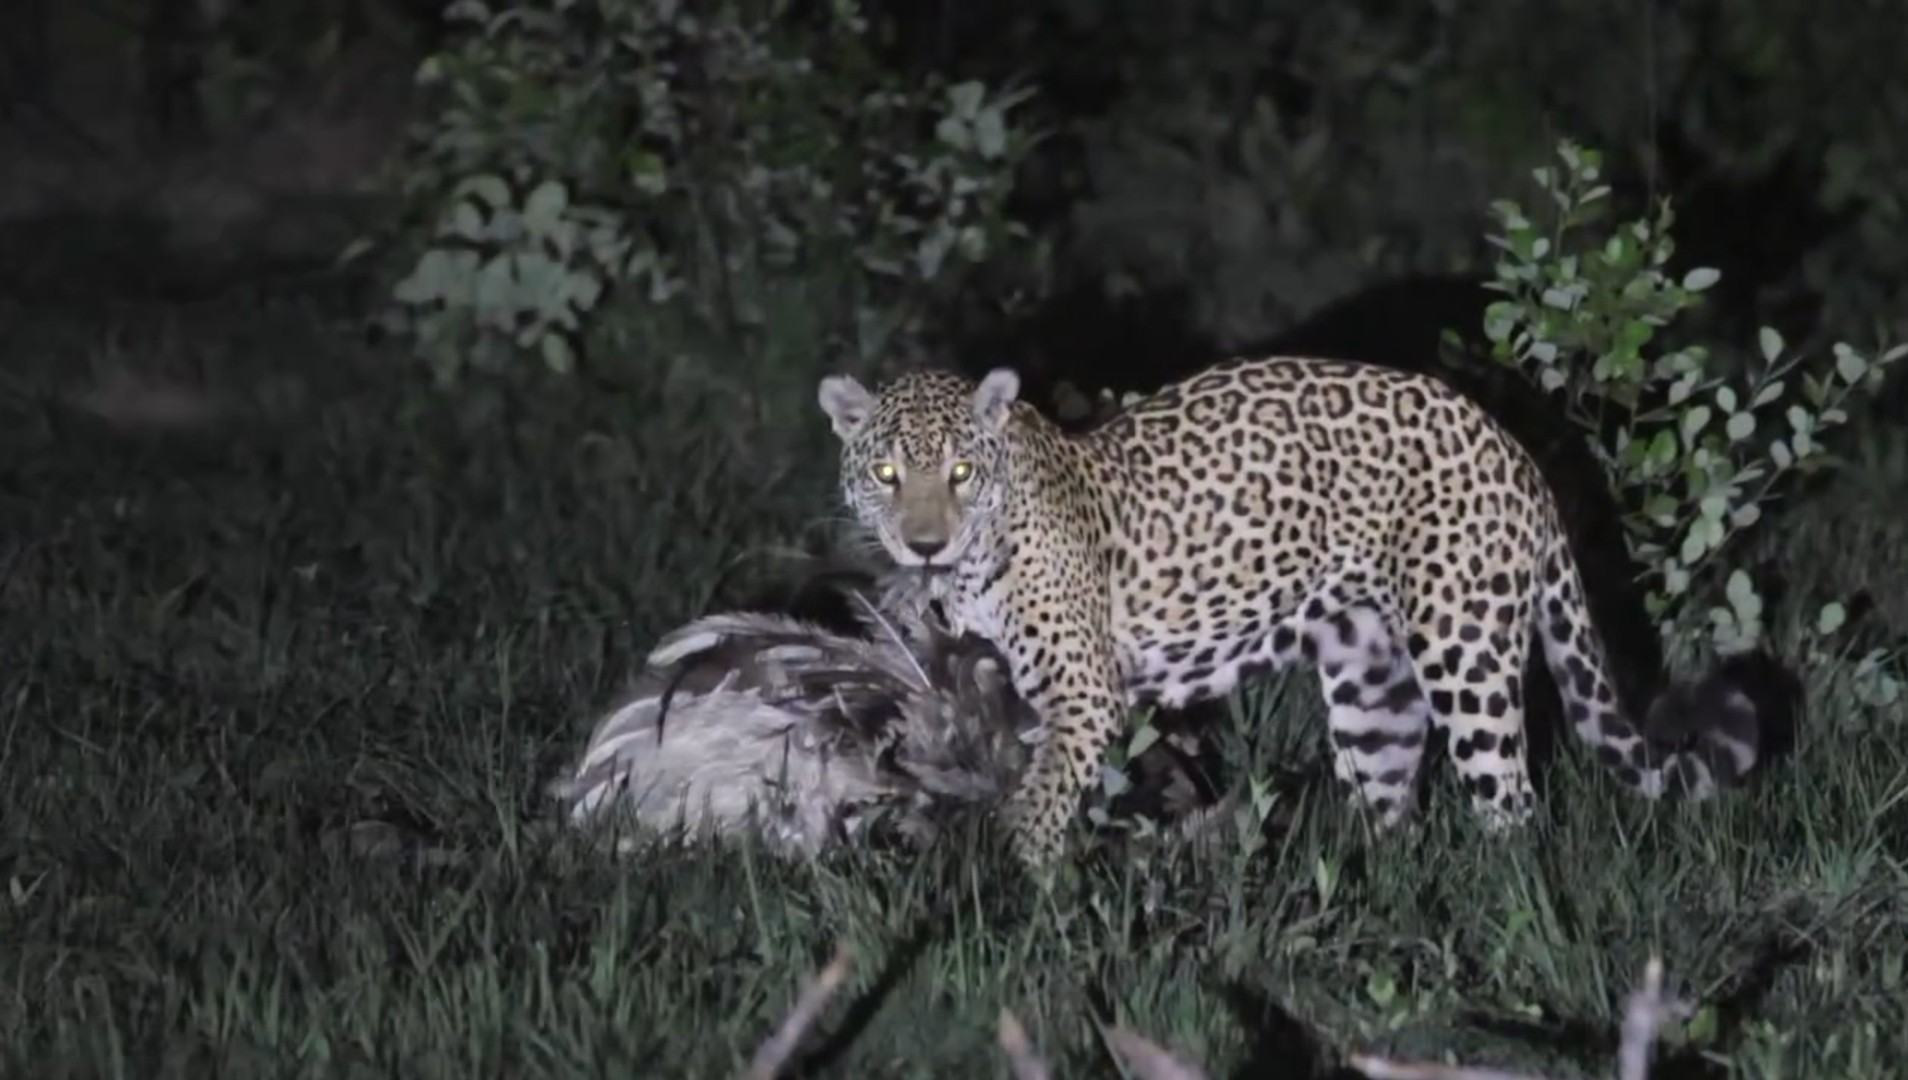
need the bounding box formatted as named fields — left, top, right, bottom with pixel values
left=870, top=462, right=901, bottom=486
left=949, top=461, right=975, bottom=484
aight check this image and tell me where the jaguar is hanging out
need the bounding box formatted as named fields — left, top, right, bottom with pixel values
left=816, top=356, right=1764, bottom=865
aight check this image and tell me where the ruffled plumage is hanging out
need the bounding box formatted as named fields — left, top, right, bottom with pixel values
left=547, top=569, right=1042, bottom=855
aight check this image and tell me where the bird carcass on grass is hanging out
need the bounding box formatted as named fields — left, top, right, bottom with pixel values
left=548, top=573, right=1041, bottom=855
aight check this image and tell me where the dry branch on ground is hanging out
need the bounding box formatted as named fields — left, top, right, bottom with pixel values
left=743, top=947, right=1683, bottom=1079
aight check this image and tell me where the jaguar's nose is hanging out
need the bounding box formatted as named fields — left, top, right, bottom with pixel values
left=906, top=538, right=948, bottom=559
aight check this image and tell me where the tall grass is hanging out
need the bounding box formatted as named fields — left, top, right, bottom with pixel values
left=1, top=289, right=1903, bottom=1078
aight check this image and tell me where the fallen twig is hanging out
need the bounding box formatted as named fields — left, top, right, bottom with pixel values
left=1103, top=1026, right=1212, bottom=1080
left=1348, top=1060, right=1546, bottom=1080
left=747, top=951, right=1683, bottom=1079
left=1616, top=957, right=1676, bottom=1080
left=998, top=1010, right=1052, bottom=1080
left=1350, top=954, right=1680, bottom=1080
left=743, top=944, right=853, bottom=1080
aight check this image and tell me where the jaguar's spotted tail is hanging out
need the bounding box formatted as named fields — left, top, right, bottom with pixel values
left=1535, top=530, right=1768, bottom=801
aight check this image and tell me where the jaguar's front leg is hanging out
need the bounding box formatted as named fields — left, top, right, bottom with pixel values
left=1000, top=627, right=1126, bottom=869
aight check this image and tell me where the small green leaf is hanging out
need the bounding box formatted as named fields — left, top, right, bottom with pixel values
left=1686, top=1006, right=1721, bottom=1042
left=568, top=269, right=604, bottom=312
left=947, top=80, right=986, bottom=119
left=1758, top=326, right=1785, bottom=364
left=934, top=114, right=970, bottom=151
left=1489, top=200, right=1531, bottom=232
left=1834, top=346, right=1868, bottom=385
left=522, top=180, right=570, bottom=235
left=1680, top=528, right=1707, bottom=563
left=540, top=333, right=574, bottom=374
left=1663, top=563, right=1689, bottom=596
left=625, top=149, right=669, bottom=195
left=475, top=252, right=518, bottom=316
left=454, top=174, right=512, bottom=210
left=447, top=201, right=486, bottom=241
left=1682, top=267, right=1721, bottom=291
left=1680, top=404, right=1712, bottom=444
left=1647, top=429, right=1679, bottom=470
left=1727, top=570, right=1761, bottom=619
left=1667, top=372, right=1698, bottom=405
left=1127, top=723, right=1161, bottom=761
left=337, top=236, right=378, bottom=266
left=393, top=249, right=449, bottom=304
left=1483, top=301, right=1520, bottom=343
left=1644, top=493, right=1680, bottom=526
left=973, top=107, right=1008, bottom=159
left=1817, top=602, right=1847, bottom=635
left=1726, top=411, right=1756, bottom=442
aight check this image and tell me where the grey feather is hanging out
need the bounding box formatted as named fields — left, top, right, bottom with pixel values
left=547, top=572, right=1040, bottom=856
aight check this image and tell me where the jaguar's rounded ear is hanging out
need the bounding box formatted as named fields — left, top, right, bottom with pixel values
left=818, top=374, right=875, bottom=440
left=972, top=368, right=1020, bottom=432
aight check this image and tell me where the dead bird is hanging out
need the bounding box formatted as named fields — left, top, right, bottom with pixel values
left=547, top=570, right=1045, bottom=855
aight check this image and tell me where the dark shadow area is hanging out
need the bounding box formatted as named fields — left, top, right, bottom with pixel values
left=1218, top=981, right=1367, bottom=1079
left=1460, top=930, right=1809, bottom=1080
left=1701, top=931, right=1815, bottom=1053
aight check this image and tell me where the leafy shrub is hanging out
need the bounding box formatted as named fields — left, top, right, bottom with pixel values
left=1477, top=140, right=1905, bottom=660
left=361, top=0, right=1040, bottom=383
